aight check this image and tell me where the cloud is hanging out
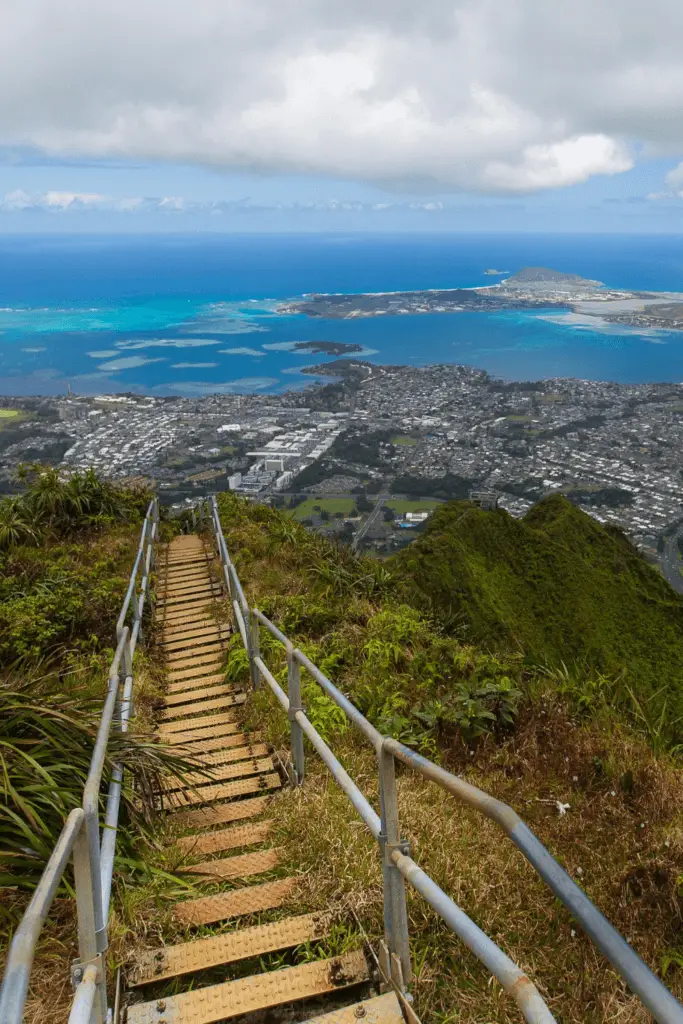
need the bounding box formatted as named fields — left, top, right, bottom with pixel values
left=0, top=1, right=681, bottom=192
left=0, top=190, right=458, bottom=215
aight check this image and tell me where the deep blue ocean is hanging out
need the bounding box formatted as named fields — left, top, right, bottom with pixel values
left=1, top=233, right=683, bottom=396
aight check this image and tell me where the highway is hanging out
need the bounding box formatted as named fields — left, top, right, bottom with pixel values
left=352, top=494, right=388, bottom=549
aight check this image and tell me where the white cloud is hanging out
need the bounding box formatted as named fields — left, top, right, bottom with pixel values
left=0, top=0, right=682, bottom=192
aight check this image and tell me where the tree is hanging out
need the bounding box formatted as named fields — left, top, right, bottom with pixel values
left=383, top=506, right=395, bottom=522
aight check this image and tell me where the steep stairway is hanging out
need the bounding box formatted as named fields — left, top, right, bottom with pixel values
left=124, top=533, right=403, bottom=1024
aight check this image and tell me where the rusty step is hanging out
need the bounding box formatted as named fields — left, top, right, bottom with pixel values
left=129, top=912, right=328, bottom=987
left=298, top=993, right=405, bottom=1024
left=127, top=950, right=369, bottom=1024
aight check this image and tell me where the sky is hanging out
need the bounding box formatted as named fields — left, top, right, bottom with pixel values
left=2, top=0, right=683, bottom=234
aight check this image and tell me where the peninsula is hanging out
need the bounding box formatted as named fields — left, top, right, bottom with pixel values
left=279, top=266, right=683, bottom=332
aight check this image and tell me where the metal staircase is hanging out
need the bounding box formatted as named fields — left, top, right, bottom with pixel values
left=3, top=498, right=683, bottom=1023
left=126, top=531, right=400, bottom=1024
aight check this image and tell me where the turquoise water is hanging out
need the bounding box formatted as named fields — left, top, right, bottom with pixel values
left=1, top=233, right=683, bottom=395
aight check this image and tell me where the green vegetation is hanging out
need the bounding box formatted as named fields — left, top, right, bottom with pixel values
left=398, top=495, right=683, bottom=746
left=392, top=472, right=476, bottom=500
left=391, top=434, right=418, bottom=446
left=287, top=497, right=358, bottom=520
left=385, top=498, right=441, bottom=513
left=0, top=408, right=22, bottom=420
left=216, top=490, right=683, bottom=1021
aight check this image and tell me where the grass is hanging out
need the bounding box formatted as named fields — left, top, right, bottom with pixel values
left=214, top=491, right=683, bottom=1023
left=288, top=497, right=359, bottom=520
left=391, top=435, right=418, bottom=446
left=0, top=408, right=22, bottom=420
left=385, top=498, right=441, bottom=514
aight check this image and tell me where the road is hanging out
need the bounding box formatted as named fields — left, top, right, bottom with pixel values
left=352, top=494, right=388, bottom=549
left=660, top=525, right=683, bottom=595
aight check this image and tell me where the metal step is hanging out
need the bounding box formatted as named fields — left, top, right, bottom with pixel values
left=164, top=672, right=228, bottom=693
left=166, top=662, right=232, bottom=683
left=163, top=684, right=237, bottom=707
left=129, top=912, right=329, bottom=987
left=169, top=794, right=271, bottom=830
left=297, top=993, right=405, bottom=1024
left=158, top=712, right=239, bottom=736
left=159, top=693, right=245, bottom=720
left=162, top=581, right=216, bottom=598
left=175, top=820, right=271, bottom=857
left=173, top=875, right=296, bottom=928
left=166, top=673, right=233, bottom=695
left=192, top=743, right=269, bottom=767
left=127, top=951, right=369, bottom=1024
left=160, top=724, right=245, bottom=746
left=165, top=637, right=228, bottom=660
left=161, top=607, right=219, bottom=625
left=182, top=846, right=281, bottom=880
left=166, top=658, right=225, bottom=680
left=165, top=647, right=225, bottom=670
left=163, top=772, right=280, bottom=809
left=162, top=626, right=230, bottom=650
left=165, top=756, right=273, bottom=792
left=158, top=585, right=222, bottom=605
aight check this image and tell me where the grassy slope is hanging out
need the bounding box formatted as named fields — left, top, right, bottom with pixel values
left=217, top=493, right=683, bottom=1024
left=397, top=495, right=683, bottom=741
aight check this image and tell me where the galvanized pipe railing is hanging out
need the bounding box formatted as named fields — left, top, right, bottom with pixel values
left=206, top=493, right=683, bottom=1024
left=0, top=497, right=160, bottom=1024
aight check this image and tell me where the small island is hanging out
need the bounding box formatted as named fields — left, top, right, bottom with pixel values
left=484, top=268, right=508, bottom=276
left=293, top=340, right=363, bottom=356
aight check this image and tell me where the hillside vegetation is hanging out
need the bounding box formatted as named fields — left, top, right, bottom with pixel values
left=397, top=495, right=683, bottom=747
left=216, top=491, right=683, bottom=1023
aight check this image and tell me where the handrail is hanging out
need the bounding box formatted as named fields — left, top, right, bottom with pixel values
left=206, top=492, right=683, bottom=1024
left=0, top=497, right=159, bottom=1024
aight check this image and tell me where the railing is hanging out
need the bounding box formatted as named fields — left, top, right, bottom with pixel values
left=204, top=493, right=683, bottom=1024
left=0, top=498, right=160, bottom=1024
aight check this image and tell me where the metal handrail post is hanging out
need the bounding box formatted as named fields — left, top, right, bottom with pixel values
left=250, top=610, right=261, bottom=690
left=73, top=823, right=105, bottom=1024
left=287, top=643, right=305, bottom=785
left=378, top=744, right=411, bottom=989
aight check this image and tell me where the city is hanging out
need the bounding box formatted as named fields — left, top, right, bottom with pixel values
left=2, top=361, right=683, bottom=575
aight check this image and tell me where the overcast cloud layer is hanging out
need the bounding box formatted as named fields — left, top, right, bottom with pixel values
left=1, top=0, right=682, bottom=193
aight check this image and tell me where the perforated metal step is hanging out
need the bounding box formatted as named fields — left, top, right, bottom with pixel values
left=129, top=912, right=329, bottom=987
left=192, top=743, right=269, bottom=766
left=173, top=875, right=296, bottom=927
left=165, top=648, right=225, bottom=670
left=158, top=713, right=240, bottom=738
left=127, top=950, right=368, bottom=1024
left=183, top=846, right=280, bottom=880
left=297, top=993, right=405, bottom=1024
left=161, top=724, right=245, bottom=747
left=165, top=756, right=273, bottom=792
left=166, top=673, right=233, bottom=695
left=163, top=772, right=280, bottom=809
left=163, top=684, right=237, bottom=707
left=169, top=794, right=270, bottom=830
left=160, top=693, right=245, bottom=720
left=175, top=820, right=271, bottom=857
left=163, top=672, right=228, bottom=694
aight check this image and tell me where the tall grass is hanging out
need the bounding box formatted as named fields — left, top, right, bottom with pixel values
left=0, top=669, right=191, bottom=892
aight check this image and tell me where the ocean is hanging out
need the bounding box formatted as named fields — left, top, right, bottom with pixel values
left=1, top=232, right=683, bottom=397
